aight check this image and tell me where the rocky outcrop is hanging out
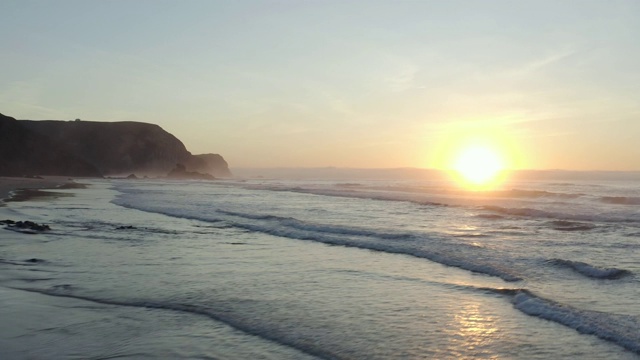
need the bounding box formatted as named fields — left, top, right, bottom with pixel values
left=166, top=163, right=215, bottom=180
left=1, top=219, right=51, bottom=233
left=3, top=115, right=232, bottom=177
left=187, top=153, right=232, bottom=177
left=0, top=113, right=102, bottom=177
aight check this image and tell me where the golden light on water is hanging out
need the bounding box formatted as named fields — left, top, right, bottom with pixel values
left=452, top=302, right=499, bottom=356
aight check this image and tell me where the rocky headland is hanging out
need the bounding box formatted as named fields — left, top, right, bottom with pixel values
left=0, top=113, right=231, bottom=178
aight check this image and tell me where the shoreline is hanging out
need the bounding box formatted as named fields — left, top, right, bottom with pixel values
left=0, top=176, right=89, bottom=205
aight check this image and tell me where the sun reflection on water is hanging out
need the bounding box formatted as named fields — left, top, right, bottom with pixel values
left=449, top=302, right=501, bottom=359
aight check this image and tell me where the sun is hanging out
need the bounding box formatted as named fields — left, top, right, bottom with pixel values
left=452, top=145, right=505, bottom=189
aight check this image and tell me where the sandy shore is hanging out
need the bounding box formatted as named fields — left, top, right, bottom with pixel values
left=0, top=176, right=83, bottom=203
left=0, top=286, right=115, bottom=358
left=0, top=179, right=111, bottom=358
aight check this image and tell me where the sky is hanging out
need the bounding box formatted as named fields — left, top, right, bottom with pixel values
left=1, top=0, right=639, bottom=170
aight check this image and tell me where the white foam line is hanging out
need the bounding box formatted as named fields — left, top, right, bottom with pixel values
left=512, top=290, right=640, bottom=354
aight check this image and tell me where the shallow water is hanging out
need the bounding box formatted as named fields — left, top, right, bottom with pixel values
left=0, top=178, right=638, bottom=359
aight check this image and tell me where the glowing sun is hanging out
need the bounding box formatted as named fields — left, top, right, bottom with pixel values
left=452, top=145, right=505, bottom=188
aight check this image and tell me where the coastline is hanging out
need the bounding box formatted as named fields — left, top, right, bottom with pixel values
left=0, top=176, right=87, bottom=204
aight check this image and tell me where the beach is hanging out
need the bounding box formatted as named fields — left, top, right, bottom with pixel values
left=0, top=177, right=72, bottom=203
left=1, top=177, right=639, bottom=359
left=0, top=177, right=112, bottom=358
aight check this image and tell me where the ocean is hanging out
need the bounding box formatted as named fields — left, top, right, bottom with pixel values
left=0, top=174, right=639, bottom=359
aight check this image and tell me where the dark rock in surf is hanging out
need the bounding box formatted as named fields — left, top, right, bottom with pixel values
left=116, top=225, right=136, bottom=230
left=14, top=221, right=51, bottom=231
left=2, top=219, right=51, bottom=232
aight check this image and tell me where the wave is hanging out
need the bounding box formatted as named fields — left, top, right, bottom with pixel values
left=439, top=284, right=640, bottom=355
left=601, top=196, right=640, bottom=205
left=242, top=184, right=449, bottom=207
left=12, top=286, right=331, bottom=360
left=218, top=210, right=417, bottom=241
left=496, top=189, right=583, bottom=199
left=481, top=205, right=638, bottom=224
left=472, top=287, right=640, bottom=354
left=114, top=199, right=522, bottom=282
left=335, top=183, right=362, bottom=187
left=548, top=182, right=576, bottom=187
left=474, top=214, right=504, bottom=220
left=246, top=183, right=585, bottom=203
left=215, top=210, right=522, bottom=282
left=214, top=182, right=640, bottom=227
left=242, top=184, right=640, bottom=224
left=0, top=259, right=44, bottom=267
left=510, top=289, right=640, bottom=355
left=18, top=282, right=640, bottom=356
left=159, top=183, right=640, bottom=231
left=548, top=220, right=596, bottom=231
left=548, top=259, right=632, bottom=279
left=481, top=205, right=556, bottom=218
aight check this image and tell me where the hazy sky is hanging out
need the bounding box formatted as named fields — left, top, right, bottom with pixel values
left=1, top=1, right=639, bottom=170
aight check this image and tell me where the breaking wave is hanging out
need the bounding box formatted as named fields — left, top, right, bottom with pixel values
left=217, top=210, right=416, bottom=240
left=114, top=199, right=522, bottom=282
left=548, top=259, right=632, bottom=279
left=472, top=287, right=640, bottom=354
left=214, top=213, right=523, bottom=281
left=511, top=290, right=640, bottom=354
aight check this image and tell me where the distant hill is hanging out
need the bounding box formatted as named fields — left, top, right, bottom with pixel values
left=0, top=113, right=231, bottom=177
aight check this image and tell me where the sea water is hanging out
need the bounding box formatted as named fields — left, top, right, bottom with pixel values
left=0, top=176, right=639, bottom=359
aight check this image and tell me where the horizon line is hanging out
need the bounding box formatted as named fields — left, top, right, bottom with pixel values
left=230, top=166, right=640, bottom=173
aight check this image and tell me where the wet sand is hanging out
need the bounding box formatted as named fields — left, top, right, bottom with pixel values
left=0, top=177, right=103, bottom=358
left=0, top=177, right=85, bottom=204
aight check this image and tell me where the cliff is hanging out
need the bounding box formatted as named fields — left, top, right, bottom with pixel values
left=0, top=113, right=231, bottom=177
left=20, top=119, right=194, bottom=176
left=187, top=153, right=232, bottom=177
left=0, top=113, right=101, bottom=177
